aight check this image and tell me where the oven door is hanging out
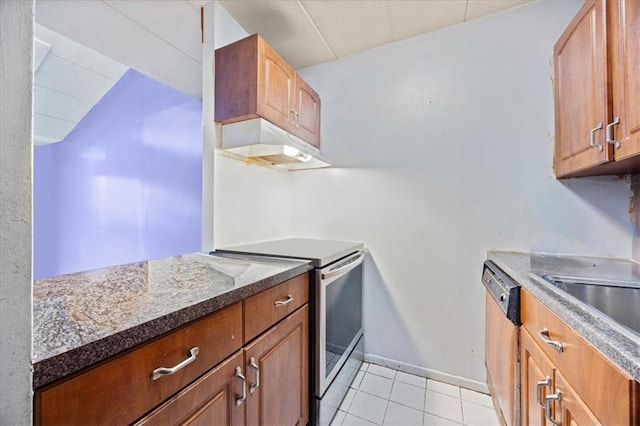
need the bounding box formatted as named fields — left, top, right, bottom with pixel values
left=316, top=250, right=364, bottom=396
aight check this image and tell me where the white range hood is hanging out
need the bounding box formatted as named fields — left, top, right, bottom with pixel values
left=220, top=118, right=330, bottom=171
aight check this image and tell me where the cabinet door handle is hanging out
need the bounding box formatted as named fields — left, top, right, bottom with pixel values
left=536, top=376, right=551, bottom=407
left=274, top=295, right=293, bottom=307
left=290, top=109, right=300, bottom=128
left=606, top=116, right=621, bottom=149
left=150, top=347, right=199, bottom=381
left=249, top=356, right=260, bottom=394
left=589, top=122, right=604, bottom=152
left=538, top=328, right=564, bottom=353
left=235, top=366, right=246, bottom=406
left=544, top=391, right=562, bottom=426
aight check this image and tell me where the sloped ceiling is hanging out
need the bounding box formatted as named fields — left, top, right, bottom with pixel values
left=33, top=24, right=128, bottom=145
left=34, top=0, right=204, bottom=144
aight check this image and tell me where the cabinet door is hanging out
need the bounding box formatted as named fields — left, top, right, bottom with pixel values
left=554, top=0, right=610, bottom=177
left=257, top=38, right=296, bottom=133
left=550, top=371, right=601, bottom=426
left=610, top=0, right=640, bottom=161
left=485, top=295, right=515, bottom=425
left=135, top=351, right=246, bottom=426
left=294, top=77, right=321, bottom=149
left=520, top=329, right=555, bottom=426
left=244, top=305, right=309, bottom=426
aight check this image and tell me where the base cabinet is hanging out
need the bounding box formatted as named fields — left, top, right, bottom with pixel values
left=245, top=305, right=309, bottom=426
left=520, top=329, right=600, bottom=426
left=520, top=329, right=554, bottom=426
left=136, top=351, right=246, bottom=426
left=520, top=289, right=639, bottom=425
left=35, top=274, right=310, bottom=426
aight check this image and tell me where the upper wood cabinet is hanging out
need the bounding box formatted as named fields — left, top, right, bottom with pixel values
left=554, top=0, right=639, bottom=178
left=215, top=34, right=321, bottom=149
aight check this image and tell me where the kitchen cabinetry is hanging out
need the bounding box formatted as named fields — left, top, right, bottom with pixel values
left=35, top=274, right=309, bottom=426
left=135, top=351, right=246, bottom=426
left=484, top=288, right=516, bottom=425
left=215, top=34, right=321, bottom=149
left=553, top=0, right=639, bottom=178
left=520, top=289, right=639, bottom=425
left=244, top=305, right=309, bottom=425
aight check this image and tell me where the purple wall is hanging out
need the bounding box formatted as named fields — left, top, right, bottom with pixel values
left=34, top=69, right=203, bottom=279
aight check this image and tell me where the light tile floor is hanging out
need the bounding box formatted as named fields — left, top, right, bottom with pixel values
left=330, top=363, right=500, bottom=426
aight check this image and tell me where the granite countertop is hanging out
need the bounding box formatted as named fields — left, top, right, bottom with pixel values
left=33, top=252, right=312, bottom=389
left=487, top=251, right=640, bottom=382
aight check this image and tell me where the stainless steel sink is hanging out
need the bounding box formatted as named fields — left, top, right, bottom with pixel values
left=537, top=274, right=640, bottom=336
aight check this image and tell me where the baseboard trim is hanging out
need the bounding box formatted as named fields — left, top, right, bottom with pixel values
left=364, top=353, right=489, bottom=394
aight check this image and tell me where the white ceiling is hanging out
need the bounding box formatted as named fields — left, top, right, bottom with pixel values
left=31, top=0, right=534, bottom=144
left=35, top=0, right=203, bottom=99
left=34, top=0, right=205, bottom=144
left=217, top=0, right=534, bottom=70
left=33, top=24, right=128, bottom=145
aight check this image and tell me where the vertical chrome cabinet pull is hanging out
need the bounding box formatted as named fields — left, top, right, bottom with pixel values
left=249, top=356, right=260, bottom=394
left=538, top=328, right=564, bottom=353
left=545, top=391, right=562, bottom=426
left=606, top=116, right=621, bottom=149
left=290, top=109, right=300, bottom=127
left=274, top=295, right=293, bottom=307
left=536, top=377, right=551, bottom=407
left=151, top=347, right=199, bottom=381
left=590, top=122, right=604, bottom=152
left=235, top=367, right=246, bottom=406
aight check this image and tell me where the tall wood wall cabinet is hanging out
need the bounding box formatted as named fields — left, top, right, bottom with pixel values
left=554, top=0, right=639, bottom=178
left=215, top=34, right=321, bottom=149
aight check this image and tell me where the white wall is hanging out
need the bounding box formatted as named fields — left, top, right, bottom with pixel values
left=0, top=1, right=34, bottom=422
left=211, top=2, right=294, bottom=249
left=293, top=0, right=635, bottom=388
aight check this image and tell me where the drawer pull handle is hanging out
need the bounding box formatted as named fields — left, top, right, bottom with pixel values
left=544, top=391, right=562, bottom=426
left=274, top=295, right=293, bottom=307
left=249, top=356, right=260, bottom=394
left=235, top=367, right=246, bottom=406
left=536, top=377, right=551, bottom=407
left=538, top=328, right=564, bottom=353
left=151, top=347, right=199, bottom=381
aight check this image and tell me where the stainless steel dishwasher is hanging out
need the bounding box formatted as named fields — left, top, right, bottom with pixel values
left=482, top=260, right=521, bottom=426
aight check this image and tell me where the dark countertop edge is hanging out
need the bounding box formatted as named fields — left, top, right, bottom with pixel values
left=32, top=262, right=312, bottom=389
left=486, top=252, right=640, bottom=382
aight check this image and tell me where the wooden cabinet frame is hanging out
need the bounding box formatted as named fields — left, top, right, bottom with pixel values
left=215, top=34, right=321, bottom=149
left=554, top=0, right=639, bottom=177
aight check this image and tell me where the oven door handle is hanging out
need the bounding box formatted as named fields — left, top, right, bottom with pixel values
left=321, top=251, right=364, bottom=280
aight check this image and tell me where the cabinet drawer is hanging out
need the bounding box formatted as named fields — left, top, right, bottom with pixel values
left=35, top=303, right=242, bottom=426
left=521, top=290, right=637, bottom=425
left=244, top=273, right=309, bottom=343
left=135, top=350, right=246, bottom=426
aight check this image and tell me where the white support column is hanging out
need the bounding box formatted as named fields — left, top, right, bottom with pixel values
left=0, top=0, right=34, bottom=423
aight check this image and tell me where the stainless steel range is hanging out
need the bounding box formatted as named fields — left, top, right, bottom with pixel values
left=216, top=238, right=365, bottom=426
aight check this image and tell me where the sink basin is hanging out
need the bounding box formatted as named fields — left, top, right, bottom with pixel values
left=536, top=274, right=640, bottom=336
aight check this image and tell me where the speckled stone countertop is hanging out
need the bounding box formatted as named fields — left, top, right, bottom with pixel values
left=32, top=252, right=312, bottom=389
left=487, top=251, right=640, bottom=382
